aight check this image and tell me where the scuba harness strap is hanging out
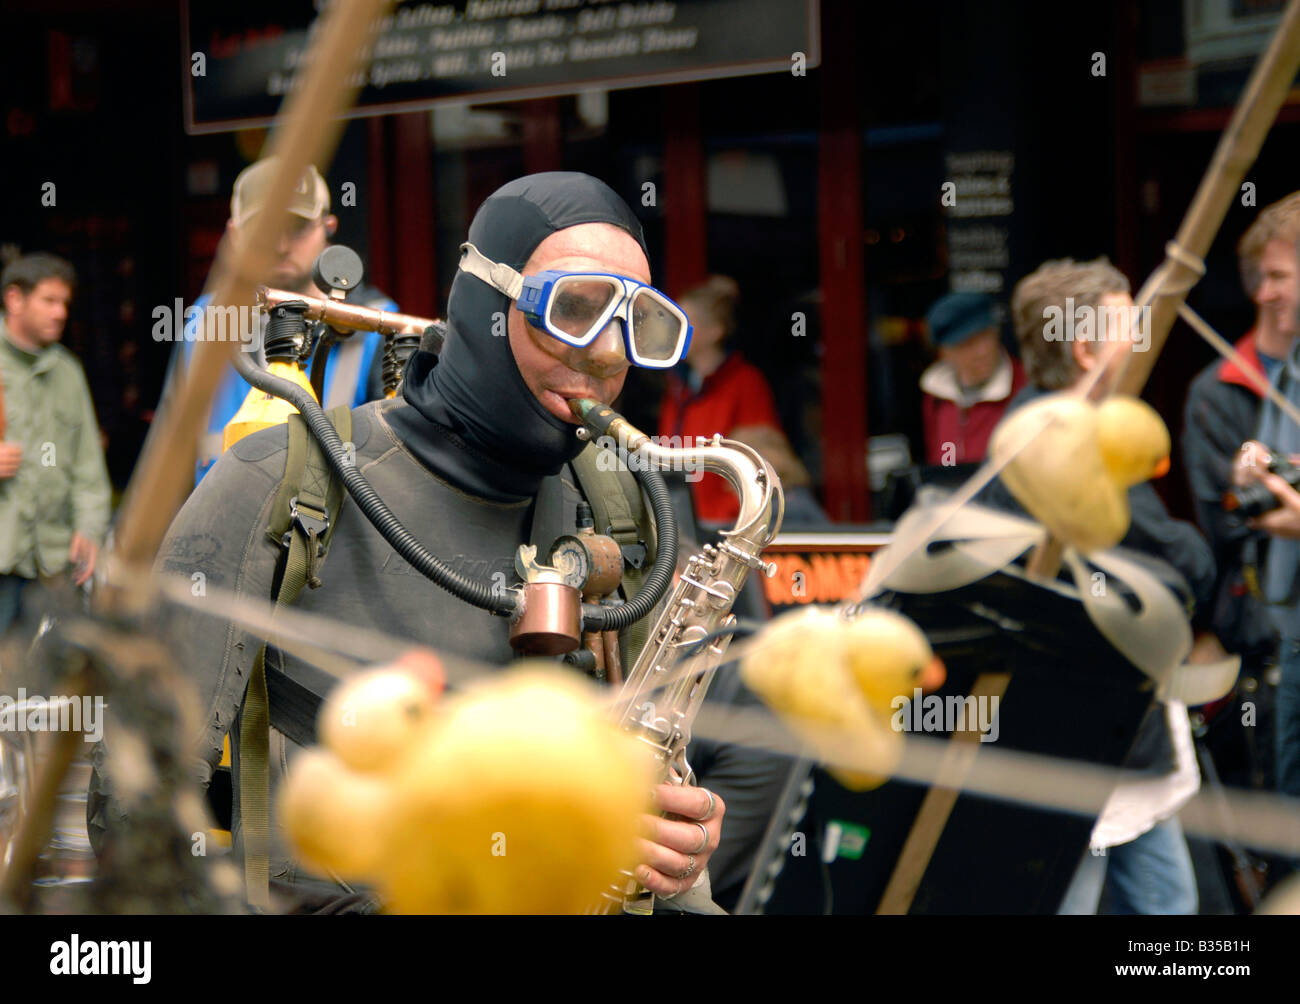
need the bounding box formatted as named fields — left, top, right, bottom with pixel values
left=239, top=404, right=351, bottom=910
left=570, top=442, right=659, bottom=665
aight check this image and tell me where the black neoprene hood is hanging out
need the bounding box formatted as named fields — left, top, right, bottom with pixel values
left=401, top=172, right=649, bottom=489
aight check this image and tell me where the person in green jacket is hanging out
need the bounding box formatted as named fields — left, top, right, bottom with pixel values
left=0, top=252, right=112, bottom=635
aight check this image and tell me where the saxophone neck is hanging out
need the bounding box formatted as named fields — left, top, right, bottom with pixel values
left=677, top=437, right=783, bottom=545
left=569, top=398, right=785, bottom=546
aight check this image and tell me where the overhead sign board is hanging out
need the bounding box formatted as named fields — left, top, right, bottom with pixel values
left=184, top=0, right=820, bottom=134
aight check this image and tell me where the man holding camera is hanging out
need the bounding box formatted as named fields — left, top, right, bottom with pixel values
left=1184, top=195, right=1300, bottom=805
left=1215, top=193, right=1300, bottom=806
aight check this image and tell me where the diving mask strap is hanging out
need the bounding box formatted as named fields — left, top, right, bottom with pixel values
left=459, top=242, right=525, bottom=300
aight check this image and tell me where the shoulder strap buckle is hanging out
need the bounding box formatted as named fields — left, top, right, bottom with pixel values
left=283, top=495, right=330, bottom=552
left=609, top=530, right=647, bottom=569
left=604, top=515, right=646, bottom=569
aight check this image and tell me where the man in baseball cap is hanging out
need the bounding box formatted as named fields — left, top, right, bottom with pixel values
left=228, top=158, right=336, bottom=292
left=919, top=290, right=1026, bottom=465
left=160, top=157, right=397, bottom=484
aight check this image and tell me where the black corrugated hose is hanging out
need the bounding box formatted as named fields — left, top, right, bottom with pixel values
left=232, top=351, right=676, bottom=630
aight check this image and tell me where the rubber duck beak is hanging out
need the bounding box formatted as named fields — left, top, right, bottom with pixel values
left=1152, top=456, right=1171, bottom=478
left=919, top=655, right=946, bottom=693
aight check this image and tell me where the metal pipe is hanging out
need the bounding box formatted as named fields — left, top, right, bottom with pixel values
left=259, top=286, right=443, bottom=347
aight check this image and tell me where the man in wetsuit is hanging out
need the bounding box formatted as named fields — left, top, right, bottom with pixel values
left=90, top=173, right=787, bottom=913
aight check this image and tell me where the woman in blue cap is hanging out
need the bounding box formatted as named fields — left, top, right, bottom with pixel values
left=919, top=290, right=1026, bottom=465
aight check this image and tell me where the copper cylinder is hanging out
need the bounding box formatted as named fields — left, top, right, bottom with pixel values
left=509, top=581, right=582, bottom=656
left=554, top=531, right=624, bottom=599
left=581, top=535, right=624, bottom=597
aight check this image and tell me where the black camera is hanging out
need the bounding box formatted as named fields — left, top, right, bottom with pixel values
left=1223, top=449, right=1300, bottom=518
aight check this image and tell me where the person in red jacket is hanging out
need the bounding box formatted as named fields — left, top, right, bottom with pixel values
left=920, top=291, right=1026, bottom=465
left=659, top=276, right=819, bottom=526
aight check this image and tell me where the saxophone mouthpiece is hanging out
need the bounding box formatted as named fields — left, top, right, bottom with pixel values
left=568, top=397, right=606, bottom=426
left=569, top=398, right=636, bottom=443
left=568, top=397, right=597, bottom=421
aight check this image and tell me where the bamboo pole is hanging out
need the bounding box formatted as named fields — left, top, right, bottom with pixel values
left=0, top=0, right=390, bottom=916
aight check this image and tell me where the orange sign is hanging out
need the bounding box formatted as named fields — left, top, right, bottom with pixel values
left=760, top=533, right=892, bottom=610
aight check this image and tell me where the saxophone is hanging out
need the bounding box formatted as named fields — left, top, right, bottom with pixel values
left=570, top=400, right=785, bottom=915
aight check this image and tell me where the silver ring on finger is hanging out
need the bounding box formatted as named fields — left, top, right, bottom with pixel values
left=697, top=788, right=717, bottom=822
left=680, top=854, right=697, bottom=879
left=690, top=821, right=709, bottom=854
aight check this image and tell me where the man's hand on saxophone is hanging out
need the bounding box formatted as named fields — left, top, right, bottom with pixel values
left=635, top=782, right=726, bottom=898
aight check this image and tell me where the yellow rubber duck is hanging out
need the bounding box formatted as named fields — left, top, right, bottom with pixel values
left=1096, top=395, right=1172, bottom=486
left=988, top=393, right=1170, bottom=553
left=280, top=655, right=654, bottom=914
left=741, top=607, right=941, bottom=791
